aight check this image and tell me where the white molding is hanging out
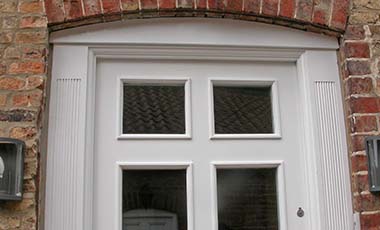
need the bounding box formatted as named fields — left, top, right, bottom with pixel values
left=49, top=18, right=338, bottom=50
left=45, top=22, right=352, bottom=230
left=90, top=45, right=304, bottom=62
left=208, top=79, right=281, bottom=139
left=116, top=76, right=192, bottom=139
left=210, top=161, right=288, bottom=230
left=115, top=162, right=194, bottom=230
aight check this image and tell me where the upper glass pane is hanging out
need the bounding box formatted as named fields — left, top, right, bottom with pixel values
left=213, top=86, right=273, bottom=134
left=123, top=169, right=187, bottom=230
left=123, top=84, right=186, bottom=134
left=217, top=168, right=278, bottom=230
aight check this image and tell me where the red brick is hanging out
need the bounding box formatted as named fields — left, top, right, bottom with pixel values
left=196, top=0, right=207, bottom=9
left=64, top=0, right=84, bottom=19
left=0, top=94, right=7, bottom=106
left=121, top=0, right=139, bottom=11
left=296, top=0, right=313, bottom=21
left=360, top=193, right=380, bottom=211
left=357, top=114, right=375, bottom=132
left=313, top=9, right=328, bottom=25
left=160, top=0, right=175, bottom=9
left=0, top=77, right=25, bottom=90
left=9, top=127, right=37, bottom=140
left=24, top=179, right=36, bottom=193
left=141, top=0, right=158, bottom=9
left=351, top=135, right=366, bottom=152
left=9, top=62, right=45, bottom=74
left=353, top=194, right=361, bottom=211
left=83, top=0, right=102, bottom=15
left=262, top=0, right=278, bottom=16
left=350, top=97, right=380, bottom=114
left=0, top=1, right=17, bottom=13
left=19, top=1, right=44, bottom=13
left=361, top=213, right=380, bottom=228
left=0, top=32, right=13, bottom=44
left=350, top=115, right=377, bottom=133
left=208, top=0, right=225, bottom=10
left=45, top=0, right=65, bottom=23
left=355, top=173, right=369, bottom=192
left=346, top=77, right=373, bottom=95
left=226, top=0, right=243, bottom=12
left=4, top=47, right=21, bottom=59
left=330, top=0, right=349, bottom=30
left=279, top=0, right=295, bottom=18
left=351, top=154, right=368, bottom=172
left=347, top=60, right=371, bottom=75
left=26, top=76, right=44, bottom=90
left=22, top=47, right=47, bottom=59
left=102, top=0, right=121, bottom=13
left=15, top=31, right=47, bottom=44
left=345, top=25, right=366, bottom=40
left=12, top=91, right=42, bottom=107
left=244, top=0, right=260, bottom=14
left=345, top=42, right=370, bottom=58
left=0, top=63, right=6, bottom=75
left=20, top=16, right=48, bottom=28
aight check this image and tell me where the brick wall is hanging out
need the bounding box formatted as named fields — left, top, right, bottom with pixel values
left=1, top=0, right=380, bottom=229
left=0, top=0, right=48, bottom=229
left=342, top=0, right=380, bottom=229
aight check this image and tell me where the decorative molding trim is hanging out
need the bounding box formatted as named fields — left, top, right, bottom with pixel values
left=45, top=28, right=351, bottom=230
left=314, top=81, right=352, bottom=230
left=45, top=78, right=85, bottom=230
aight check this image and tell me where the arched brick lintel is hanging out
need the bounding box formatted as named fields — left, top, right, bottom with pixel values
left=45, top=0, right=349, bottom=35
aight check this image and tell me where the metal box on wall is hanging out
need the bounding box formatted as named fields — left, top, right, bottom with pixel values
left=0, top=138, right=25, bottom=200
left=365, top=137, right=380, bottom=193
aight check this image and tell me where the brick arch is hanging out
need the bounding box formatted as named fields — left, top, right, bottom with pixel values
left=45, top=0, right=349, bottom=34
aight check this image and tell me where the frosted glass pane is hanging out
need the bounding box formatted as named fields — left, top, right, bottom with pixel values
left=123, top=85, right=185, bottom=134
left=122, top=170, right=187, bottom=230
left=213, top=86, right=273, bottom=134
left=217, top=168, right=278, bottom=230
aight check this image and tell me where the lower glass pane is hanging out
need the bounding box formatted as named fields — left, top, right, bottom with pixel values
left=217, top=168, right=278, bottom=230
left=122, top=170, right=187, bottom=230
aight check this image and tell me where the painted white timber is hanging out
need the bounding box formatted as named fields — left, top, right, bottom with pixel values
left=45, top=19, right=353, bottom=230
left=302, top=50, right=353, bottom=230
left=45, top=45, right=88, bottom=230
left=49, top=18, right=338, bottom=49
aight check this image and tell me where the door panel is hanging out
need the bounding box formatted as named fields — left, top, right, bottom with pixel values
left=94, top=59, right=307, bottom=230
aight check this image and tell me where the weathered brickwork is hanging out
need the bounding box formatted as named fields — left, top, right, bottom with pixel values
left=3, top=0, right=380, bottom=229
left=44, top=0, right=349, bottom=34
left=341, top=1, right=380, bottom=229
left=0, top=0, right=48, bottom=229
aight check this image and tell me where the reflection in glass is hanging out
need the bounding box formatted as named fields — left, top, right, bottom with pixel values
left=217, top=168, right=278, bottom=230
left=122, top=170, right=187, bottom=230
left=213, top=86, right=273, bottom=134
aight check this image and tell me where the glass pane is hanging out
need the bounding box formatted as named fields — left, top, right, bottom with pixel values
left=123, top=84, right=185, bottom=134
left=213, top=86, right=273, bottom=134
left=123, top=170, right=187, bottom=230
left=217, top=168, right=278, bottom=230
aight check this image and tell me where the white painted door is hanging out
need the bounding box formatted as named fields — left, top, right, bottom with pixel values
left=94, top=58, right=308, bottom=230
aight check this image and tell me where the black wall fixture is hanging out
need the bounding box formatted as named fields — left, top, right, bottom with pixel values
left=365, top=137, right=380, bottom=193
left=0, top=138, right=25, bottom=200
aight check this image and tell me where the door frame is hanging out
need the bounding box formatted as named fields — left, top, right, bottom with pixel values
left=45, top=18, right=353, bottom=230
